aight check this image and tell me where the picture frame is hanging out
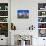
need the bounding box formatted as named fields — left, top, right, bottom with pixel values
left=17, top=10, right=29, bottom=19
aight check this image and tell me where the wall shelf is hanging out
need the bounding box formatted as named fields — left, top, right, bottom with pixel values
left=0, top=22, right=8, bottom=23
left=38, top=3, right=46, bottom=37
left=0, top=10, right=8, bottom=11
left=0, top=3, right=8, bottom=37
left=0, top=16, right=8, bottom=17
left=38, top=22, right=46, bottom=23
left=38, top=28, right=46, bottom=29
left=38, top=10, right=46, bottom=11
left=38, top=16, right=46, bottom=17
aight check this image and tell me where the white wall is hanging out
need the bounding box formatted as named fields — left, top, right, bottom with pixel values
left=11, top=0, right=46, bottom=46
left=11, top=0, right=38, bottom=45
left=11, top=0, right=38, bottom=30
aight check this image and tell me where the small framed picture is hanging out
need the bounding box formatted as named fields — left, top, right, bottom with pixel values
left=5, top=6, right=8, bottom=10
left=17, top=10, right=29, bottom=19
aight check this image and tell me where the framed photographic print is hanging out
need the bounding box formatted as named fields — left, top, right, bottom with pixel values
left=17, top=10, right=29, bottom=19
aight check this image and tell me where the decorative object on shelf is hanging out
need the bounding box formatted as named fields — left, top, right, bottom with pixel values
left=40, top=8, right=44, bottom=10
left=38, top=23, right=46, bottom=28
left=11, top=23, right=16, bottom=30
left=42, top=11, right=46, bottom=16
left=38, top=3, right=46, bottom=10
left=38, top=17, right=43, bottom=22
left=38, top=11, right=46, bottom=16
left=17, top=10, right=29, bottom=19
left=42, top=12, right=45, bottom=15
left=0, top=17, right=8, bottom=22
left=0, top=11, right=8, bottom=16
left=38, top=17, right=46, bottom=22
left=0, top=23, right=8, bottom=30
left=5, top=6, right=8, bottom=10
left=0, top=23, right=8, bottom=37
left=29, top=25, right=35, bottom=30
left=39, top=29, right=46, bottom=37
left=0, top=3, right=8, bottom=10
